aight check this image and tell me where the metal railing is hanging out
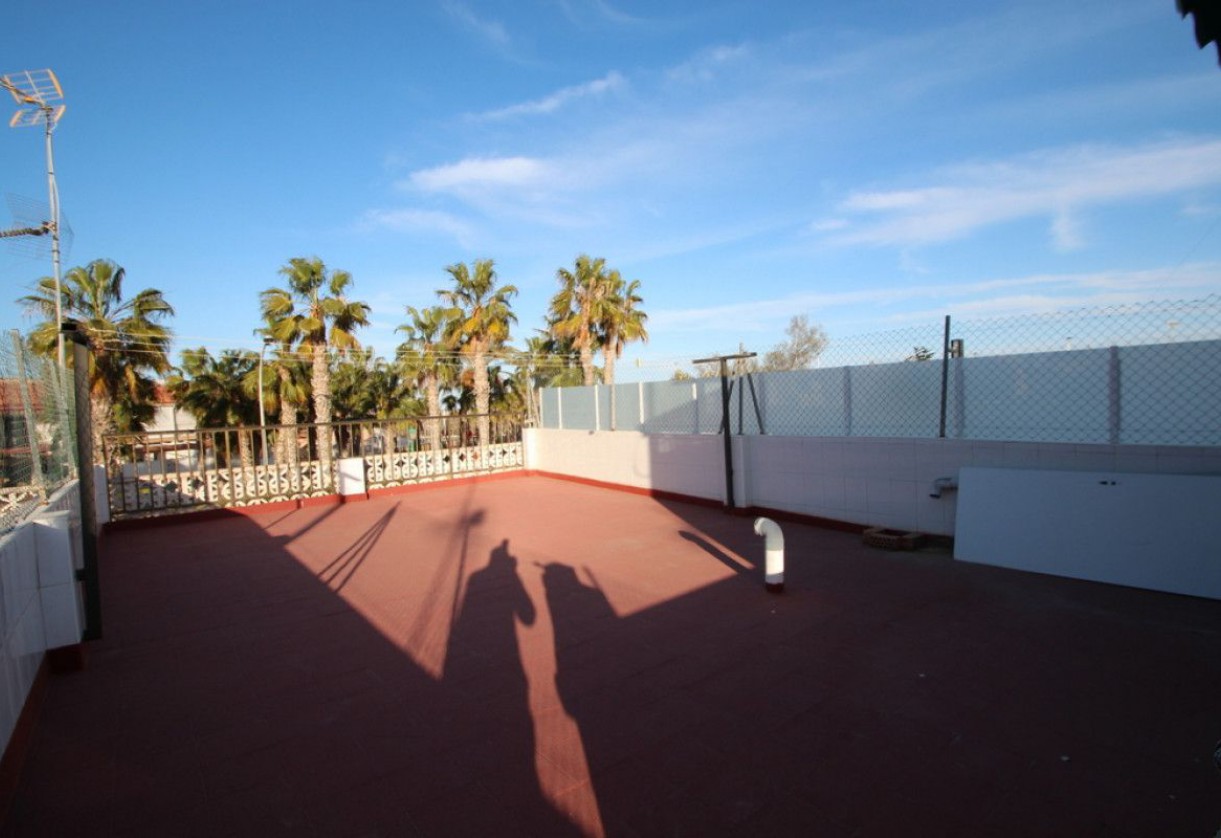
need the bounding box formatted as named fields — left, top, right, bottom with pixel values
left=103, top=414, right=525, bottom=520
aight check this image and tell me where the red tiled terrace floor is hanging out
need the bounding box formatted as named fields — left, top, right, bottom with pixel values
left=4, top=475, right=1220, bottom=836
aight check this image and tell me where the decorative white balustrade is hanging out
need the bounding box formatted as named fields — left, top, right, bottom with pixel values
left=106, top=441, right=525, bottom=519
left=363, top=442, right=524, bottom=489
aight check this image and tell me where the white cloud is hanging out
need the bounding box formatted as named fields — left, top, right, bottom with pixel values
left=408, top=156, right=550, bottom=192
left=823, top=138, right=1221, bottom=247
left=1050, top=209, right=1084, bottom=252
left=651, top=262, right=1221, bottom=333
left=476, top=72, right=626, bottom=120
left=557, top=0, right=648, bottom=27
left=809, top=218, right=848, bottom=232
left=393, top=153, right=602, bottom=229
left=666, top=43, right=751, bottom=84
left=360, top=208, right=474, bottom=245
left=442, top=0, right=510, bottom=47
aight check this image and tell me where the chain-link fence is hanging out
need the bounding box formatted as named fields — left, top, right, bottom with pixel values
left=539, top=296, right=1221, bottom=447
left=1, top=330, right=76, bottom=532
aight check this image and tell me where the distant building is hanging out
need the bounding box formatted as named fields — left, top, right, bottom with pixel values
left=0, top=379, right=50, bottom=486
left=146, top=383, right=196, bottom=433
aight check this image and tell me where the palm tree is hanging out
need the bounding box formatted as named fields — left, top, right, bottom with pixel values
left=19, top=259, right=174, bottom=457
left=437, top=259, right=517, bottom=446
left=598, top=271, right=648, bottom=387
left=397, top=305, right=457, bottom=455
left=260, top=257, right=370, bottom=473
left=254, top=331, right=312, bottom=469
left=167, top=348, right=260, bottom=469
left=549, top=255, right=616, bottom=387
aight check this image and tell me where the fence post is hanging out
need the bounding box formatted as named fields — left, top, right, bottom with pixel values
left=62, top=323, right=102, bottom=642
left=939, top=315, right=951, bottom=438
left=1107, top=345, right=1122, bottom=445
left=842, top=367, right=853, bottom=437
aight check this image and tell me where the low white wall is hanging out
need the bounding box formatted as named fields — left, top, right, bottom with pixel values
left=0, top=481, right=85, bottom=761
left=524, top=429, right=726, bottom=502
left=954, top=467, right=1221, bottom=600
left=525, top=428, right=1221, bottom=536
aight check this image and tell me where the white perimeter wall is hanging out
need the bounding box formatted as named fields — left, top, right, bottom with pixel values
left=525, top=428, right=1221, bottom=536
left=955, top=467, right=1221, bottom=600
left=0, top=481, right=85, bottom=761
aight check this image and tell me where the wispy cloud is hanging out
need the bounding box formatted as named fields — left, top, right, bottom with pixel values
left=666, top=44, right=751, bottom=84
left=651, top=262, right=1221, bottom=333
left=359, top=208, right=475, bottom=246
left=556, top=0, right=649, bottom=27
left=409, top=156, right=551, bottom=192
left=818, top=138, right=1221, bottom=248
left=398, top=154, right=596, bottom=228
left=474, top=72, right=626, bottom=120
left=442, top=0, right=510, bottom=48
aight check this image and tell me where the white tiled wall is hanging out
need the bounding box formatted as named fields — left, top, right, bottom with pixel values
left=525, top=429, right=1221, bottom=536
left=0, top=482, right=85, bottom=763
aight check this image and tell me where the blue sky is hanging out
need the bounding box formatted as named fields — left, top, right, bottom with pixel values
left=3, top=0, right=1221, bottom=380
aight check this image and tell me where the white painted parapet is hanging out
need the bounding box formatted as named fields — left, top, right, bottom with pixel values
left=955, top=467, right=1221, bottom=600
left=32, top=510, right=83, bottom=649
left=337, top=457, right=367, bottom=498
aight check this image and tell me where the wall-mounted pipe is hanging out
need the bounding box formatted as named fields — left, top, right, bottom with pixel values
left=929, top=476, right=958, bottom=499
left=753, top=517, right=784, bottom=593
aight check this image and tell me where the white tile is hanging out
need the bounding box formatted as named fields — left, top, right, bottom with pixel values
left=33, top=511, right=74, bottom=588
left=0, top=653, right=15, bottom=754
left=844, top=478, right=869, bottom=512
left=40, top=583, right=82, bottom=650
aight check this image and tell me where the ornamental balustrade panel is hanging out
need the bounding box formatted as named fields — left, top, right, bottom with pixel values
left=103, top=414, right=524, bottom=521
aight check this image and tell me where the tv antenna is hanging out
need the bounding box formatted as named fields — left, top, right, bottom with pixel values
left=0, top=193, right=73, bottom=259
left=2, top=68, right=67, bottom=366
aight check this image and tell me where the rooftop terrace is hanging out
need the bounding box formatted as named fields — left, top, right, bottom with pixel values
left=4, top=475, right=1219, bottom=836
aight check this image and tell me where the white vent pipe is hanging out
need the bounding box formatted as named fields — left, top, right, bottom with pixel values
left=753, top=517, right=784, bottom=593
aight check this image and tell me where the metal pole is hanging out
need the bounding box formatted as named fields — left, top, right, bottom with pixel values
left=693, top=352, right=756, bottom=509
left=45, top=110, right=65, bottom=369
left=63, top=325, right=101, bottom=641
left=719, top=358, right=734, bottom=508
left=258, top=341, right=269, bottom=465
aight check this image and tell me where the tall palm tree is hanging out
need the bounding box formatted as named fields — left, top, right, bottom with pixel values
left=397, top=305, right=457, bottom=455
left=253, top=330, right=312, bottom=468
left=260, top=257, right=370, bottom=473
left=549, top=255, right=615, bottom=387
left=598, top=272, right=648, bottom=387
left=437, top=259, right=517, bottom=446
left=167, top=348, right=260, bottom=468
left=19, top=259, right=174, bottom=457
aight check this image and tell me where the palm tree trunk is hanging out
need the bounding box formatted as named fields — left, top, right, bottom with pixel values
left=579, top=335, right=594, bottom=387
left=425, top=373, right=443, bottom=456
left=603, top=328, right=618, bottom=387
left=238, top=429, right=254, bottom=472
left=90, top=392, right=114, bottom=466
left=277, top=366, right=299, bottom=470
left=473, top=344, right=490, bottom=446
left=311, top=341, right=334, bottom=484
